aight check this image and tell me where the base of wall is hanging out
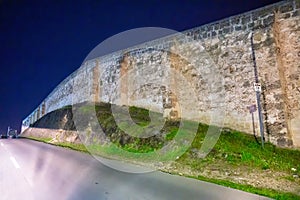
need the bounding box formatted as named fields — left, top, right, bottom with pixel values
left=21, top=127, right=81, bottom=144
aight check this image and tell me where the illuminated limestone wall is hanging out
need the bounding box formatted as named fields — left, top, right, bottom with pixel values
left=22, top=0, right=300, bottom=147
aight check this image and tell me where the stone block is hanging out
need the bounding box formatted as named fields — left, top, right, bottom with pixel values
left=231, top=17, right=241, bottom=25
left=220, top=21, right=230, bottom=28
left=222, top=27, right=230, bottom=34
left=277, top=137, right=293, bottom=147
left=282, top=12, right=291, bottom=19
left=213, top=23, right=220, bottom=30
left=279, top=4, right=293, bottom=13
left=291, top=10, right=300, bottom=17
left=241, top=15, right=251, bottom=24
left=211, top=31, right=217, bottom=37
left=236, top=25, right=244, bottom=31
left=263, top=15, right=275, bottom=26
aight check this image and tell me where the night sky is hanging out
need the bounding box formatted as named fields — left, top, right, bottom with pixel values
left=0, top=0, right=280, bottom=134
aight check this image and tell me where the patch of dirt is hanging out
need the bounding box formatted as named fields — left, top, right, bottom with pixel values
left=161, top=161, right=300, bottom=195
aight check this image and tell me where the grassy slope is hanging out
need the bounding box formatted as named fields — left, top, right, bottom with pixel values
left=172, top=123, right=300, bottom=199
left=182, top=124, right=300, bottom=173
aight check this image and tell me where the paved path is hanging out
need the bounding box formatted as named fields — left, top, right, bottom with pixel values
left=0, top=138, right=271, bottom=200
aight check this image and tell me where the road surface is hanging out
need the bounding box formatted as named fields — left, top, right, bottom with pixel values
left=0, top=138, right=271, bottom=200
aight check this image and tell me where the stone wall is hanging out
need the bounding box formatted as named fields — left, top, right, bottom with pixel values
left=22, top=0, right=300, bottom=148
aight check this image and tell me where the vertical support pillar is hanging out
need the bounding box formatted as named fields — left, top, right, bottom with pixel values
left=120, top=53, right=130, bottom=105
left=92, top=60, right=100, bottom=103
left=37, top=107, right=40, bottom=120
left=42, top=101, right=46, bottom=116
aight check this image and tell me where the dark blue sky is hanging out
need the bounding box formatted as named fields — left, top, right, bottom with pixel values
left=0, top=0, right=280, bottom=133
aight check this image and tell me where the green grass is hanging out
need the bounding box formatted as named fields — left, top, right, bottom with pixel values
left=165, top=127, right=179, bottom=141
left=54, top=141, right=88, bottom=153
left=180, top=125, right=300, bottom=173
left=129, top=106, right=151, bottom=126
left=93, top=103, right=167, bottom=153
left=25, top=136, right=53, bottom=143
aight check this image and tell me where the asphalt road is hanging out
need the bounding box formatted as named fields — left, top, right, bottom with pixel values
left=0, top=138, right=271, bottom=200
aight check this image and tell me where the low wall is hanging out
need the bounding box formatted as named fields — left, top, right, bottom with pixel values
left=22, top=127, right=80, bottom=144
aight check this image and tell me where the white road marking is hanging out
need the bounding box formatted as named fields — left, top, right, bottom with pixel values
left=25, top=177, right=33, bottom=187
left=10, top=156, right=20, bottom=169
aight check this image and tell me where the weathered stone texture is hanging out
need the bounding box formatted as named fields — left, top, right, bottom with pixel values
left=272, top=10, right=300, bottom=146
left=22, top=0, right=300, bottom=148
